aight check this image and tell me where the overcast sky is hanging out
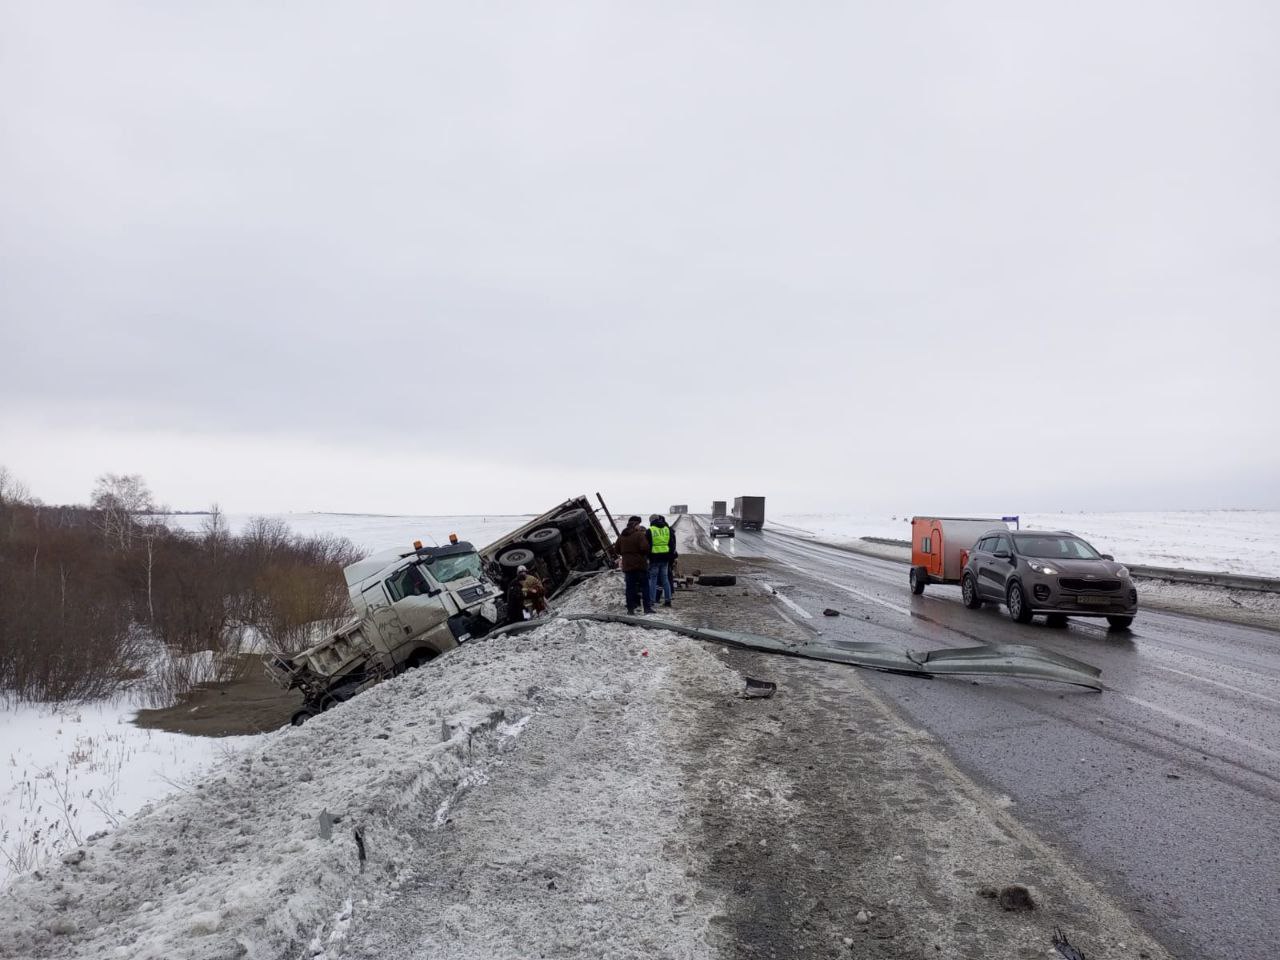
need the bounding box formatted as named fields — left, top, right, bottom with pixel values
left=2, top=1, right=1276, bottom=516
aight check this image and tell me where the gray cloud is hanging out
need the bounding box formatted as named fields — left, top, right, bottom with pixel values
left=2, top=1, right=1277, bottom=513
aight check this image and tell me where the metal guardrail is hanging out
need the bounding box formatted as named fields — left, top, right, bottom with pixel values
left=847, top=537, right=1280, bottom=594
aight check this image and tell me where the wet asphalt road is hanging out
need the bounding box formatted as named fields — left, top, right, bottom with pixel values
left=687, top=517, right=1280, bottom=960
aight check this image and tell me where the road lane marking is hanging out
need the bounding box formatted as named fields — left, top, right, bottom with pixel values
left=784, top=562, right=913, bottom=616
left=1151, top=665, right=1280, bottom=708
left=1117, top=693, right=1280, bottom=765
left=762, top=583, right=813, bottom=619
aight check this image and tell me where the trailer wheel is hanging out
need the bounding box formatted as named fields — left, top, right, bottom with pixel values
left=290, top=707, right=320, bottom=726
left=524, top=526, right=563, bottom=556
left=909, top=567, right=926, bottom=595
left=1007, top=581, right=1035, bottom=623
left=961, top=574, right=982, bottom=609
left=497, top=547, right=536, bottom=570
left=553, top=509, right=589, bottom=531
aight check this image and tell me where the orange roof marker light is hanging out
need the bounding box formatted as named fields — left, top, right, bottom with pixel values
left=413, top=540, right=423, bottom=550
left=448, top=533, right=459, bottom=544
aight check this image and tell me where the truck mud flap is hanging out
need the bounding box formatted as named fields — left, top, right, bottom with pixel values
left=492, top=614, right=1103, bottom=691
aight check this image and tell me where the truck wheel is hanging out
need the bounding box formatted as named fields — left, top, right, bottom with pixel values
left=290, top=707, right=320, bottom=726
left=524, top=527, right=563, bottom=556
left=909, top=567, right=926, bottom=595
left=1106, top=615, right=1134, bottom=630
left=498, top=547, right=535, bottom=570
left=1007, top=581, right=1035, bottom=624
left=961, top=574, right=982, bottom=609
left=553, top=509, right=589, bottom=531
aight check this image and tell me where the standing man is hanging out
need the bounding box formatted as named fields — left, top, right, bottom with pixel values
left=615, top=515, right=654, bottom=615
left=647, top=514, right=677, bottom=608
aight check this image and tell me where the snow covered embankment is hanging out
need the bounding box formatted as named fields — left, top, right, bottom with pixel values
left=0, top=620, right=646, bottom=960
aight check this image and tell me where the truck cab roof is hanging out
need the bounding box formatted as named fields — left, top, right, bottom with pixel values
left=343, top=541, right=478, bottom=589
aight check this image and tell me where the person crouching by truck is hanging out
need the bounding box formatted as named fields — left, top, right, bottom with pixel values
left=615, top=516, right=654, bottom=615
left=505, top=565, right=549, bottom=623
left=648, top=513, right=677, bottom=608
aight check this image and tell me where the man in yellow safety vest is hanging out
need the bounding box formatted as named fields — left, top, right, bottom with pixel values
left=647, top=514, right=677, bottom=608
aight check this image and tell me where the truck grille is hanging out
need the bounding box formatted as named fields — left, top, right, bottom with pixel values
left=1059, top=578, right=1121, bottom=592
left=458, top=585, right=490, bottom=603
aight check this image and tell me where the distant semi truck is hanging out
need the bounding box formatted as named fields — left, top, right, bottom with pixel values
left=733, top=496, right=766, bottom=531
left=669, top=504, right=688, bottom=514
left=711, top=500, right=727, bottom=518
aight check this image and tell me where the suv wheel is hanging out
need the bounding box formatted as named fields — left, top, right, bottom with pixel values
left=1106, top=615, right=1134, bottom=630
left=1007, top=581, right=1035, bottom=624
left=961, top=574, right=982, bottom=609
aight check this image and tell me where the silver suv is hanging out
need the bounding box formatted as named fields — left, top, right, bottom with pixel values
left=961, top=530, right=1138, bottom=629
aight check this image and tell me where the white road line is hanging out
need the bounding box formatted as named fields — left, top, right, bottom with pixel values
left=762, top=582, right=813, bottom=619
left=1118, top=693, right=1280, bottom=765
left=783, top=562, right=913, bottom=616
left=1152, top=664, right=1280, bottom=708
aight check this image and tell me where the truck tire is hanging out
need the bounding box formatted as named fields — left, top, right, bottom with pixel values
left=290, top=707, right=320, bottom=726
left=1007, top=580, right=1035, bottom=624
left=524, top=526, right=563, bottom=556
left=553, top=509, right=589, bottom=531
left=497, top=547, right=535, bottom=570
left=961, top=573, right=982, bottom=609
left=697, top=574, right=737, bottom=587
left=909, top=567, right=926, bottom=595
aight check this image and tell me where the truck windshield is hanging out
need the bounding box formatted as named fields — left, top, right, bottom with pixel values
left=427, top=552, right=484, bottom=584
left=1013, top=535, right=1101, bottom=560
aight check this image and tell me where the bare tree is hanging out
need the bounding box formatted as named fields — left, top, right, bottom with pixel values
left=90, top=473, right=155, bottom=551
left=0, top=466, right=32, bottom=506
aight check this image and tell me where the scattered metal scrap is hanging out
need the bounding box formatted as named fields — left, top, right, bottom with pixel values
left=742, top=677, right=777, bottom=699
left=495, top=613, right=1104, bottom=691
left=1053, top=927, right=1087, bottom=960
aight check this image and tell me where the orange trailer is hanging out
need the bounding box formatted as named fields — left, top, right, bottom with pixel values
left=909, top=516, right=1008, bottom=595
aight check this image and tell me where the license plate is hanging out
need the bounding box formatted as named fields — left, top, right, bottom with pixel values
left=1076, top=595, right=1111, bottom=606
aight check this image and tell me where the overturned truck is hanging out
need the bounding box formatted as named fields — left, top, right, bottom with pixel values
left=268, top=496, right=618, bottom=725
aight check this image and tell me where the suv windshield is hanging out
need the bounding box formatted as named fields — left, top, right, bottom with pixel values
left=427, top=552, right=484, bottom=584
left=1013, top=534, right=1101, bottom=560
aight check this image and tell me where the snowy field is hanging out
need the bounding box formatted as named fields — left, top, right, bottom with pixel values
left=773, top=510, right=1280, bottom=578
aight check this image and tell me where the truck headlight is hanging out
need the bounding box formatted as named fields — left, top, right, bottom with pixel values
left=1028, top=562, right=1058, bottom=575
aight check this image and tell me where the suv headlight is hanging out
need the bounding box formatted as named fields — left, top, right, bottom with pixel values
left=1115, top=566, right=1130, bottom=578
left=1028, top=561, right=1058, bottom=575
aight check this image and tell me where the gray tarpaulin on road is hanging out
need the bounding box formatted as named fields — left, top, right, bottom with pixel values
left=493, top=612, right=1104, bottom=692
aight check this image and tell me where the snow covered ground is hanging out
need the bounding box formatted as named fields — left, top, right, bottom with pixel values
left=0, top=695, right=256, bottom=886
left=774, top=510, right=1280, bottom=577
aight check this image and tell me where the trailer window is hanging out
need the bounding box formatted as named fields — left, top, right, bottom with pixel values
left=920, top=536, right=932, bottom=554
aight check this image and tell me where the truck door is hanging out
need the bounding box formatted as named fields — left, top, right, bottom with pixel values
left=384, top=563, right=448, bottom=645
left=361, top=581, right=410, bottom=651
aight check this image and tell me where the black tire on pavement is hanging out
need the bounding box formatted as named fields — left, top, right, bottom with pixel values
left=1107, top=615, right=1134, bottom=630
left=1046, top=613, right=1069, bottom=628
left=553, top=509, right=589, bottom=531
left=498, top=547, right=536, bottom=570
left=909, top=567, right=926, bottom=595
left=1007, top=580, right=1035, bottom=624
left=697, top=574, right=737, bottom=587
left=524, top=527, right=563, bottom=557
left=961, top=574, right=983, bottom=609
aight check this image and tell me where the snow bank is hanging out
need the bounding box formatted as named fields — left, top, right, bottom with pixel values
left=0, top=612, right=732, bottom=960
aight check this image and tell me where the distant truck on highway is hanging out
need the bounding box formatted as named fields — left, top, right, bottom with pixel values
left=711, top=500, right=727, bottom=518
left=733, top=496, right=766, bottom=531
left=268, top=496, right=617, bottom=725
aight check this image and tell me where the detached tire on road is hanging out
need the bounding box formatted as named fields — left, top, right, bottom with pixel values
left=961, top=574, right=982, bottom=609
left=524, top=527, right=563, bottom=557
left=1007, top=581, right=1035, bottom=624
left=497, top=547, right=535, bottom=570
left=909, top=567, right=926, bottom=595
left=697, top=575, right=737, bottom=587
left=1107, top=615, right=1134, bottom=630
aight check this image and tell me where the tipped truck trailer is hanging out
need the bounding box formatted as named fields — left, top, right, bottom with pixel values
left=268, top=496, right=617, bottom=724
left=711, top=500, right=727, bottom=518
left=733, top=496, right=766, bottom=531
left=909, top=516, right=1008, bottom=595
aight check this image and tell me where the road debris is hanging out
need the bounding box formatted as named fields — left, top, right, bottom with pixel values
left=742, top=677, right=777, bottom=698
left=823, top=608, right=840, bottom=617
left=1053, top=926, right=1087, bottom=959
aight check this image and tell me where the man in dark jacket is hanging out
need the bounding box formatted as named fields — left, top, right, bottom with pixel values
left=647, top=514, right=677, bottom=607
left=615, top=516, right=654, bottom=615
